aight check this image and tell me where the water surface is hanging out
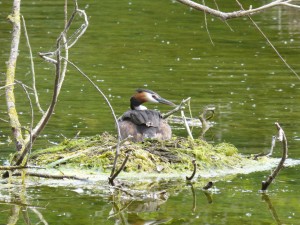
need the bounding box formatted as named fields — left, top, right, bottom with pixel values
left=0, top=0, right=300, bottom=224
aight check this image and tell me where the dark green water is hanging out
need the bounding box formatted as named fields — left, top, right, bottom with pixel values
left=1, top=0, right=300, bottom=224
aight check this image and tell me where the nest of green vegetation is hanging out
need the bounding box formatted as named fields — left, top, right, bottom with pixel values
left=30, top=132, right=242, bottom=174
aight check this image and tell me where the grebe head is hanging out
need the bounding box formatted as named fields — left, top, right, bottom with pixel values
left=130, top=89, right=175, bottom=110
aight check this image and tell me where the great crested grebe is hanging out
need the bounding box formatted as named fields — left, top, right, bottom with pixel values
left=118, top=89, right=176, bottom=142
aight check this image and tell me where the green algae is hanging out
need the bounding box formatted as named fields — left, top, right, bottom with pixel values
left=30, top=132, right=242, bottom=174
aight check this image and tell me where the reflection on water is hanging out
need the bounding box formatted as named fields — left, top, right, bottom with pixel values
left=1, top=0, right=300, bottom=224
left=1, top=170, right=300, bottom=224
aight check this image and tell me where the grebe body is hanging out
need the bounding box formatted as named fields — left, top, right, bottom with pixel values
left=118, top=89, right=175, bottom=142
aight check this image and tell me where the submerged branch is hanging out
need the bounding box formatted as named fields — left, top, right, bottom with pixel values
left=12, top=172, right=87, bottom=181
left=261, top=122, right=288, bottom=191
left=0, top=165, right=45, bottom=170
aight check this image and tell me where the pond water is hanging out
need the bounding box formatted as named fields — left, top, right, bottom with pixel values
left=0, top=0, right=300, bottom=224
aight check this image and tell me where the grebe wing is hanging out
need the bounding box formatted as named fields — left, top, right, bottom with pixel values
left=120, top=110, right=162, bottom=127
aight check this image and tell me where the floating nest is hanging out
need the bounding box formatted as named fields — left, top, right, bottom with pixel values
left=30, top=132, right=242, bottom=174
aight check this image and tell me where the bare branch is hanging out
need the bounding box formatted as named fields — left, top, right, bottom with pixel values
left=30, top=208, right=49, bottom=225
left=0, top=83, right=15, bottom=90
left=267, top=136, right=277, bottom=157
left=32, top=1, right=88, bottom=143
left=162, top=97, right=191, bottom=119
left=202, top=0, right=214, bottom=46
left=176, top=0, right=299, bottom=20
left=31, top=38, right=61, bottom=143
left=181, top=109, right=194, bottom=140
left=21, top=15, right=44, bottom=114
left=212, top=0, right=234, bottom=31
left=236, top=0, right=300, bottom=80
left=281, top=2, right=300, bottom=9
left=5, top=0, right=24, bottom=151
left=14, top=81, right=34, bottom=166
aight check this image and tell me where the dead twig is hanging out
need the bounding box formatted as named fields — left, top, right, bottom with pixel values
left=0, top=83, right=16, bottom=90
left=176, top=0, right=300, bottom=20
left=162, top=97, right=191, bottom=119
left=163, top=97, right=194, bottom=139
left=202, top=0, right=214, bottom=46
left=186, top=159, right=197, bottom=181
left=181, top=109, right=194, bottom=140
left=33, top=1, right=88, bottom=144
left=254, top=135, right=277, bottom=159
left=14, top=81, right=34, bottom=166
left=21, top=15, right=44, bottom=114
left=5, top=0, right=24, bottom=152
left=261, top=122, right=288, bottom=191
left=267, top=136, right=277, bottom=157
left=236, top=0, right=299, bottom=80
left=30, top=208, right=49, bottom=225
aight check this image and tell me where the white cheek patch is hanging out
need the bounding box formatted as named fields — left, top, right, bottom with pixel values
left=145, top=92, right=159, bottom=103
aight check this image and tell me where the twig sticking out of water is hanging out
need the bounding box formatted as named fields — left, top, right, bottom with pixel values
left=109, top=151, right=132, bottom=186
left=267, top=136, right=277, bottom=157
left=181, top=109, right=194, bottom=140
left=186, top=159, right=197, bottom=181
left=261, top=122, right=288, bottom=191
left=202, top=181, right=214, bottom=190
left=199, top=106, right=215, bottom=140
left=163, top=97, right=194, bottom=140
left=253, top=135, right=277, bottom=160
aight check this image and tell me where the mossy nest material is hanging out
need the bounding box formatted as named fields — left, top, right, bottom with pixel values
left=30, top=132, right=241, bottom=174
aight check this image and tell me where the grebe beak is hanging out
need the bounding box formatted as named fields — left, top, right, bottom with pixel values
left=155, top=96, right=176, bottom=107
